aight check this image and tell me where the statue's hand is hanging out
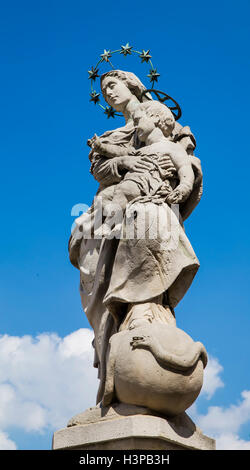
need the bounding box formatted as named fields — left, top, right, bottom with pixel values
left=155, top=180, right=172, bottom=199
left=118, top=156, right=154, bottom=173
left=87, top=134, right=102, bottom=150
left=167, top=183, right=192, bottom=204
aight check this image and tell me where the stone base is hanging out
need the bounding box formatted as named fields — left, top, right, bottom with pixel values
left=52, top=403, right=215, bottom=451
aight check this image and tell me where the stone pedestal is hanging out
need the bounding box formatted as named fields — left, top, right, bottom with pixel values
left=52, top=404, right=215, bottom=451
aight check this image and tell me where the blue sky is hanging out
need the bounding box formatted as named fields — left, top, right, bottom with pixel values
left=0, top=0, right=250, bottom=450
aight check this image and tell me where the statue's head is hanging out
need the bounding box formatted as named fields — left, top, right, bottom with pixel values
left=100, top=70, right=148, bottom=112
left=133, top=100, right=175, bottom=140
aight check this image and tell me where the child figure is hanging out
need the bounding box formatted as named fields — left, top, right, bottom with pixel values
left=89, top=100, right=195, bottom=235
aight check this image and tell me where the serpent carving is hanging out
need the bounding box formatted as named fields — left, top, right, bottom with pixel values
left=130, top=334, right=207, bottom=371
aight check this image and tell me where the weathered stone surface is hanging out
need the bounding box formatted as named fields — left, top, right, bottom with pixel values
left=53, top=404, right=215, bottom=450
left=102, top=324, right=207, bottom=416
left=67, top=403, right=155, bottom=427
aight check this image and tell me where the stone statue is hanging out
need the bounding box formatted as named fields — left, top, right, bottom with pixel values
left=68, top=69, right=206, bottom=418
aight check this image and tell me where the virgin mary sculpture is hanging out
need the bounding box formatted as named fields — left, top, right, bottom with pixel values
left=69, top=67, right=206, bottom=417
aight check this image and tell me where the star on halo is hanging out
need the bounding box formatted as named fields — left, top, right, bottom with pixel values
left=120, top=43, right=133, bottom=56
left=88, top=67, right=100, bottom=81
left=100, top=49, right=112, bottom=62
left=104, top=106, right=116, bottom=118
left=147, top=68, right=160, bottom=83
left=139, top=49, right=152, bottom=63
left=89, top=91, right=100, bottom=104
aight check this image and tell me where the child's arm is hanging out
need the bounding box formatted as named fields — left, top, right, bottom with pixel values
left=167, top=144, right=195, bottom=204
left=88, top=134, right=133, bottom=158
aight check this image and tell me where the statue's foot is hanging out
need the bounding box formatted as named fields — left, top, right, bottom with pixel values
left=119, top=300, right=176, bottom=333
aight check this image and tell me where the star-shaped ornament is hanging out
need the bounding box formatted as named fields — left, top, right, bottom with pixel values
left=88, top=67, right=99, bottom=81
left=100, top=49, right=112, bottom=62
left=120, top=43, right=132, bottom=56
left=139, top=49, right=152, bottom=63
left=90, top=91, right=100, bottom=104
left=104, top=106, right=116, bottom=118
left=147, top=68, right=160, bottom=83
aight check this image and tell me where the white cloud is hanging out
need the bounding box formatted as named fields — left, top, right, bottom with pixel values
left=216, top=433, right=250, bottom=450
left=0, top=431, right=17, bottom=450
left=0, top=329, right=98, bottom=449
left=201, top=355, right=224, bottom=399
left=197, top=390, right=250, bottom=437
left=189, top=356, right=250, bottom=450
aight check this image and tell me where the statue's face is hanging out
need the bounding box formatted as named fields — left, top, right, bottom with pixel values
left=101, top=77, right=134, bottom=112
left=133, top=108, right=155, bottom=142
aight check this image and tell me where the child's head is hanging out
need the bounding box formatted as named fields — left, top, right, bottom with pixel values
left=133, top=100, right=175, bottom=141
